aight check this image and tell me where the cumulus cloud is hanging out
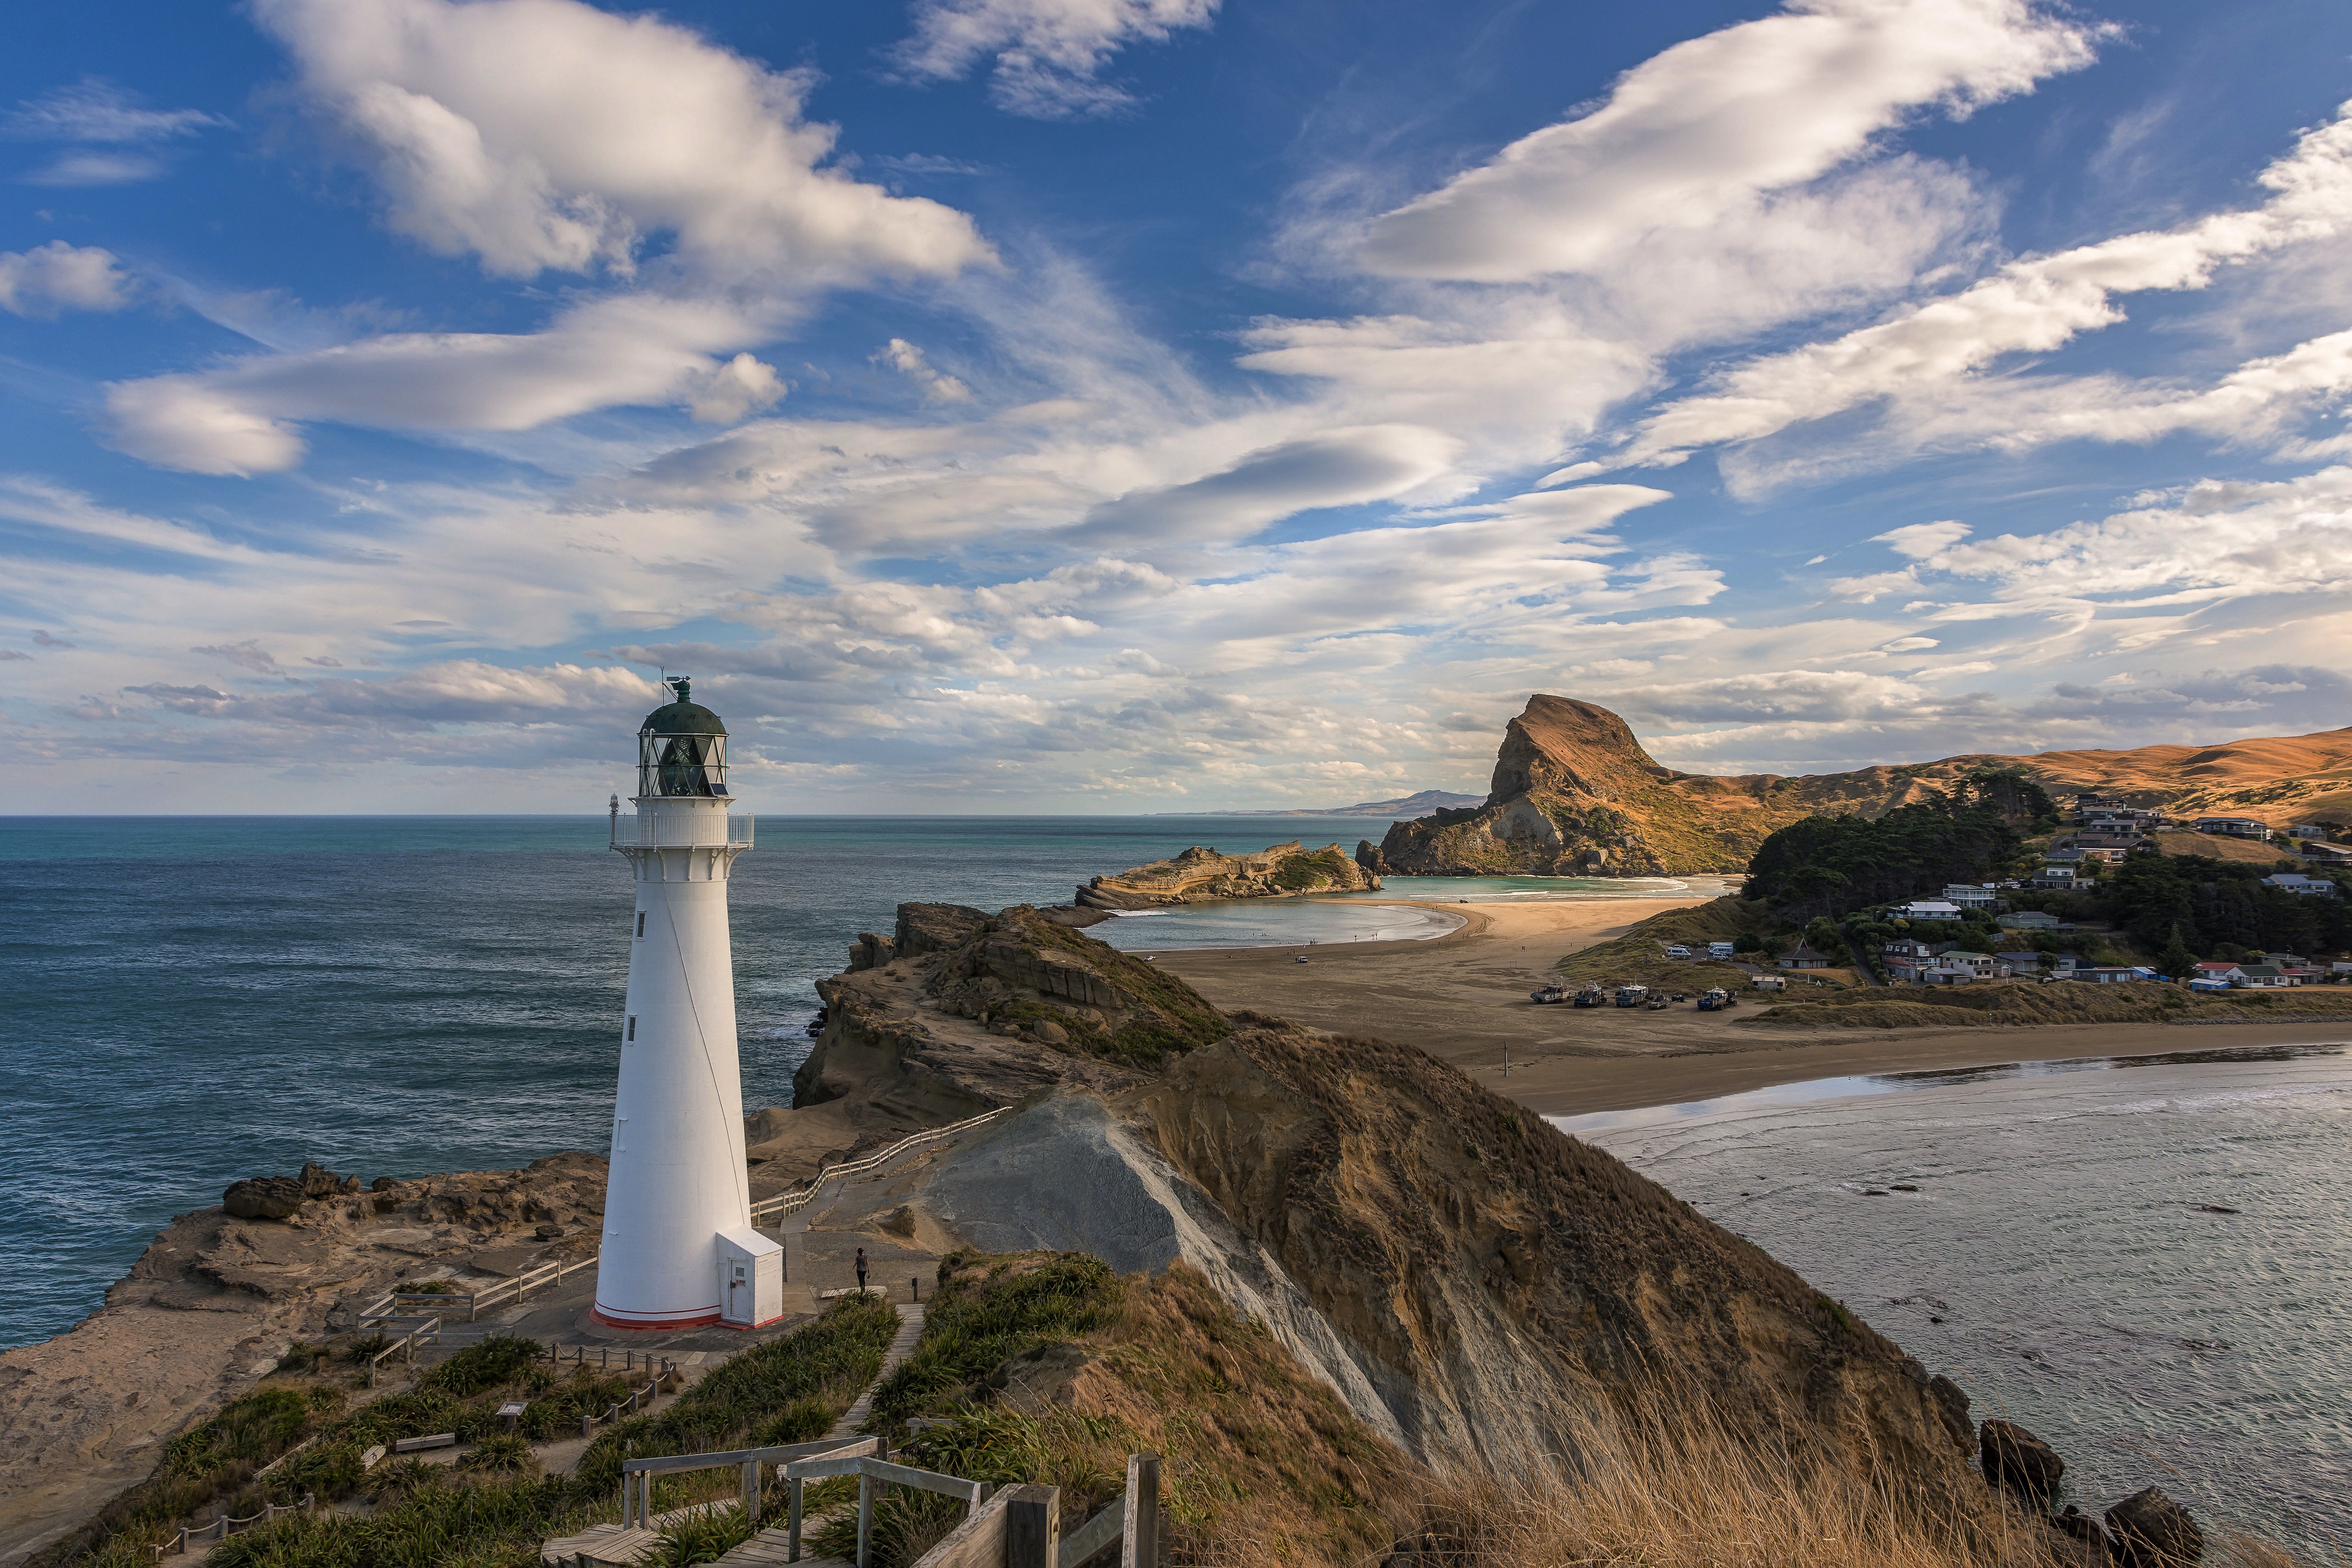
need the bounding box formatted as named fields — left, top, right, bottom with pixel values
left=0, top=242, right=131, bottom=316
left=252, top=0, right=988, bottom=285
left=1362, top=0, right=2097, bottom=281
left=892, top=0, right=1218, bottom=118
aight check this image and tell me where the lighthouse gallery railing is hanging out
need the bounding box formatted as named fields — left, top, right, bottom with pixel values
left=610, top=812, right=755, bottom=850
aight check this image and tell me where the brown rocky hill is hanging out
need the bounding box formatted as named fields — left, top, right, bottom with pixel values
left=1135, top=1027, right=1979, bottom=1496
left=1369, top=694, right=2352, bottom=876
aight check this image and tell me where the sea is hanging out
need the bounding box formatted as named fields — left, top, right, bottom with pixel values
left=1556, top=1049, right=2352, bottom=1552
left=4, top=816, right=2346, bottom=1548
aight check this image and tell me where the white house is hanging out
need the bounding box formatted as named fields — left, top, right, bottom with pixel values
left=2194, top=816, right=2270, bottom=840
left=2234, top=964, right=2290, bottom=989
left=2263, top=873, right=2338, bottom=898
left=2193, top=961, right=2247, bottom=985
left=1900, top=899, right=1965, bottom=920
left=1942, top=885, right=1998, bottom=910
left=2288, top=824, right=2330, bottom=839
left=1924, top=950, right=2003, bottom=983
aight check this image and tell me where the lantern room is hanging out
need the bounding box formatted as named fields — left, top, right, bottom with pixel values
left=636, top=677, right=730, bottom=798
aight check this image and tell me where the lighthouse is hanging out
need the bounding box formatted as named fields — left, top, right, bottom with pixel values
left=592, top=678, right=778, bottom=1330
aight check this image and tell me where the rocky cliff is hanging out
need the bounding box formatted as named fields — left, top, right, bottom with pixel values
left=900, top=1021, right=1978, bottom=1506
left=1373, top=695, right=2352, bottom=877
left=1368, top=695, right=1939, bottom=876
left=791, top=900, right=1235, bottom=1133
left=1076, top=841, right=1379, bottom=909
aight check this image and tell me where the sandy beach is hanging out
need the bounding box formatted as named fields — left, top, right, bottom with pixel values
left=1155, top=896, right=2352, bottom=1115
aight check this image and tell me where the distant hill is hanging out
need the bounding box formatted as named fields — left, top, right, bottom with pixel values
left=1370, top=694, right=2352, bottom=877
left=1181, top=789, right=1488, bottom=819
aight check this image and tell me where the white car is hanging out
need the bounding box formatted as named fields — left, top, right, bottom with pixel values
left=1664, top=944, right=1692, bottom=959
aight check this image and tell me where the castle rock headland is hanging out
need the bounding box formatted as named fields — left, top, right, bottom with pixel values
left=1076, top=840, right=1379, bottom=909
left=1370, top=693, right=2352, bottom=877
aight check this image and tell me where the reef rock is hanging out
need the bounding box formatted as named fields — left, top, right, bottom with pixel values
left=1076, top=841, right=1378, bottom=909
left=1980, top=1419, right=2065, bottom=1502
left=2107, top=1487, right=2205, bottom=1568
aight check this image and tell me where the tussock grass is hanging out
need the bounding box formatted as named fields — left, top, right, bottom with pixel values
left=56, top=1299, right=898, bottom=1568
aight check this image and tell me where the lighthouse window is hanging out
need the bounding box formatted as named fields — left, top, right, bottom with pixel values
left=626, top=1016, right=636, bottom=1042
left=635, top=911, right=645, bottom=938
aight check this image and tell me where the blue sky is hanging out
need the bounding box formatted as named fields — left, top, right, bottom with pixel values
left=5, top=0, right=2352, bottom=812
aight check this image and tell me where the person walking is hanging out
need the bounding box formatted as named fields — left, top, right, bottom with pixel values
left=854, top=1247, right=869, bottom=1294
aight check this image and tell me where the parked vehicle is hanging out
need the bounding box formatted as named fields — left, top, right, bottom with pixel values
left=1664, top=944, right=1692, bottom=959
left=1530, top=983, right=1570, bottom=1004
left=1572, top=985, right=1606, bottom=1007
left=1696, top=988, right=1730, bottom=1011
left=1614, top=984, right=1649, bottom=1007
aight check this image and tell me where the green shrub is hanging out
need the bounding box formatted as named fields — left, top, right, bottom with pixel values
left=423, top=1336, right=546, bottom=1397
left=458, top=1433, right=539, bottom=1476
left=651, top=1504, right=756, bottom=1567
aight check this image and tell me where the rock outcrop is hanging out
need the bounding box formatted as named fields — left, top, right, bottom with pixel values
left=1076, top=842, right=1378, bottom=909
left=792, top=902, right=1234, bottom=1136
left=0, top=1153, right=605, bottom=1563
left=2108, top=1487, right=2205, bottom=1567
left=1377, top=694, right=2352, bottom=877
left=1981, top=1418, right=2065, bottom=1502
left=1374, top=695, right=1958, bottom=877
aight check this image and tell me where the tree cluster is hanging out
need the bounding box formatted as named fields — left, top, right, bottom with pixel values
left=1745, top=788, right=2025, bottom=920
left=2102, top=849, right=2352, bottom=958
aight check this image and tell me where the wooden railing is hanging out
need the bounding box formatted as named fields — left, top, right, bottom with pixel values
left=750, top=1108, right=1008, bottom=1226
left=145, top=1494, right=315, bottom=1559
left=910, top=1455, right=1159, bottom=1568
left=619, top=1436, right=879, bottom=1529
left=784, top=1448, right=988, bottom=1567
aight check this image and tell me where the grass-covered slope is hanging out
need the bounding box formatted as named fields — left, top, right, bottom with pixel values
left=1554, top=896, right=1774, bottom=990
left=851, top=1250, right=1420, bottom=1568
left=55, top=1299, right=899, bottom=1568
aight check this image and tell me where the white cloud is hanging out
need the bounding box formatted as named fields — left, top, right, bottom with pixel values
left=1361, top=0, right=2097, bottom=282
left=252, top=0, right=990, bottom=285
left=105, top=295, right=785, bottom=473
left=3, top=78, right=224, bottom=143
left=1615, top=102, right=2352, bottom=476
left=892, top=0, right=1218, bottom=118
left=1876, top=520, right=1971, bottom=557
left=874, top=338, right=973, bottom=402
left=0, top=242, right=130, bottom=317
left=1848, top=468, right=2352, bottom=614
left=689, top=353, right=787, bottom=424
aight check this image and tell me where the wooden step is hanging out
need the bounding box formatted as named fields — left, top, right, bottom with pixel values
left=711, top=1526, right=851, bottom=1566
left=540, top=1523, right=662, bottom=1567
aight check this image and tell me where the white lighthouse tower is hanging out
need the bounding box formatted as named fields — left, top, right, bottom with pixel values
left=592, top=678, right=777, bottom=1330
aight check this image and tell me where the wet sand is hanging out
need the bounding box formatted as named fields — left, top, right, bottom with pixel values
left=1155, top=898, right=2352, bottom=1116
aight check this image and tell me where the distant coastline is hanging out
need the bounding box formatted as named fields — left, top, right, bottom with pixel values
left=1156, top=789, right=1484, bottom=819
